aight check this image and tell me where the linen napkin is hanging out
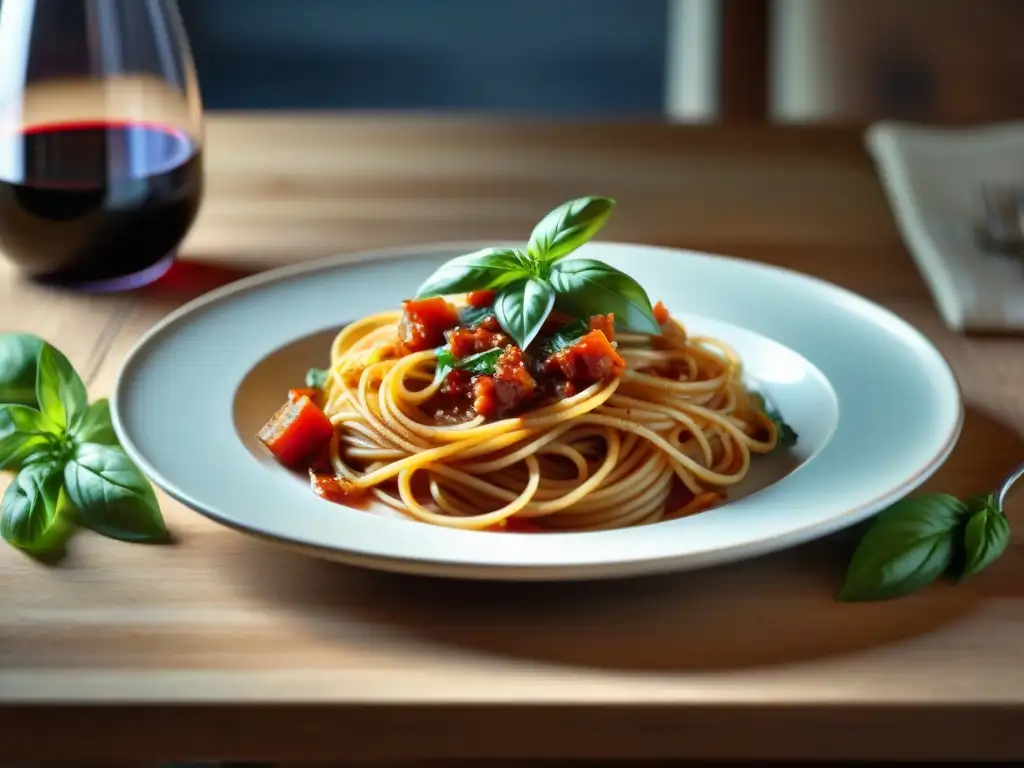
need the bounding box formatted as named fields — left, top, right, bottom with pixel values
left=866, top=121, right=1024, bottom=332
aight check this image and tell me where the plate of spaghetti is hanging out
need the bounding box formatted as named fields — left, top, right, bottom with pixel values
left=112, top=197, right=962, bottom=580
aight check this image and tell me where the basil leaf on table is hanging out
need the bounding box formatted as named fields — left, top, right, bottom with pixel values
left=527, top=196, right=615, bottom=263
left=0, top=404, right=61, bottom=471
left=960, top=494, right=1010, bottom=581
left=0, top=333, right=44, bottom=407
left=495, top=277, right=556, bottom=349
left=0, top=461, right=64, bottom=551
left=415, top=247, right=527, bottom=299
left=36, top=343, right=88, bottom=433
left=64, top=443, right=168, bottom=543
left=71, top=398, right=118, bottom=446
left=548, top=258, right=660, bottom=334
left=0, top=335, right=170, bottom=557
left=435, top=347, right=504, bottom=382
left=305, top=367, right=329, bottom=390
left=837, top=494, right=968, bottom=602
left=541, top=319, right=590, bottom=356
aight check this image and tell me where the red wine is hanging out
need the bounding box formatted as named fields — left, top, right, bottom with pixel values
left=0, top=120, right=203, bottom=289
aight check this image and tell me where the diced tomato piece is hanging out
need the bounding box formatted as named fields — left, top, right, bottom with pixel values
left=398, top=297, right=461, bottom=352
left=588, top=313, right=616, bottom=342
left=473, top=346, right=537, bottom=418
left=544, top=330, right=625, bottom=383
left=447, top=326, right=510, bottom=357
left=472, top=376, right=498, bottom=417
left=466, top=289, right=496, bottom=307
left=258, top=395, right=335, bottom=468
left=653, top=301, right=670, bottom=325
left=495, top=346, right=537, bottom=400
left=288, top=387, right=320, bottom=403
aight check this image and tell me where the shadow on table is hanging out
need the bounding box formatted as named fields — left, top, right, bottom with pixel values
left=229, top=403, right=1022, bottom=672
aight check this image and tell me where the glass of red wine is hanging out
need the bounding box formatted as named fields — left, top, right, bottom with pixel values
left=0, top=0, right=204, bottom=291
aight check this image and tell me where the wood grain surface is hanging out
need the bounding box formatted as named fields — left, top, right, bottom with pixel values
left=1, top=115, right=1023, bottom=764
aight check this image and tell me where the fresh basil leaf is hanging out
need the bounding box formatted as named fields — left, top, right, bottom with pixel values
left=435, top=347, right=503, bottom=382
left=495, top=277, right=556, bottom=349
left=527, top=196, right=615, bottom=263
left=71, top=398, right=118, bottom=446
left=415, top=247, right=527, bottom=299
left=457, top=348, right=503, bottom=374
left=64, top=443, right=167, bottom=543
left=0, top=461, right=63, bottom=551
left=434, top=348, right=458, bottom=382
left=0, top=333, right=44, bottom=407
left=960, top=495, right=1010, bottom=580
left=0, top=404, right=61, bottom=471
left=305, top=368, right=329, bottom=389
left=36, top=343, right=88, bottom=433
left=750, top=392, right=798, bottom=449
left=837, top=494, right=967, bottom=602
left=541, top=319, right=590, bottom=357
left=434, top=349, right=456, bottom=382
left=24, top=488, right=75, bottom=562
left=459, top=304, right=496, bottom=328
left=548, top=258, right=660, bottom=334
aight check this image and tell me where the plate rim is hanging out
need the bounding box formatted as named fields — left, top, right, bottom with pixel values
left=111, top=241, right=964, bottom=580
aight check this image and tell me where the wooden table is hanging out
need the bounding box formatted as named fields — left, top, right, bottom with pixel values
left=2, top=115, right=1023, bottom=765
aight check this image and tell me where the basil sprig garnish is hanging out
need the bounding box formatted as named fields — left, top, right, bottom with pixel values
left=415, top=196, right=660, bottom=348
left=495, top=277, right=556, bottom=350
left=415, top=247, right=526, bottom=302
left=837, top=491, right=1010, bottom=601
left=527, top=196, right=615, bottom=262
left=0, top=334, right=168, bottom=558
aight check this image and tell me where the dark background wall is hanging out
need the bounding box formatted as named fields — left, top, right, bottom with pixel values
left=177, top=0, right=670, bottom=115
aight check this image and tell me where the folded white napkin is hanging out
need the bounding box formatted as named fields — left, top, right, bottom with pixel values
left=866, top=121, right=1024, bottom=332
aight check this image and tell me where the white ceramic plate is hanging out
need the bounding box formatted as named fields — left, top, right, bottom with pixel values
left=111, top=242, right=963, bottom=580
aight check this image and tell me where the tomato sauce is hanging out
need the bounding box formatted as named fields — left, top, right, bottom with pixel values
left=448, top=326, right=510, bottom=357
left=309, top=471, right=371, bottom=507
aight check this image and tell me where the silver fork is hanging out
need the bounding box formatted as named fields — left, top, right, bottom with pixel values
left=979, top=183, right=1024, bottom=253
left=997, top=461, right=1024, bottom=510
